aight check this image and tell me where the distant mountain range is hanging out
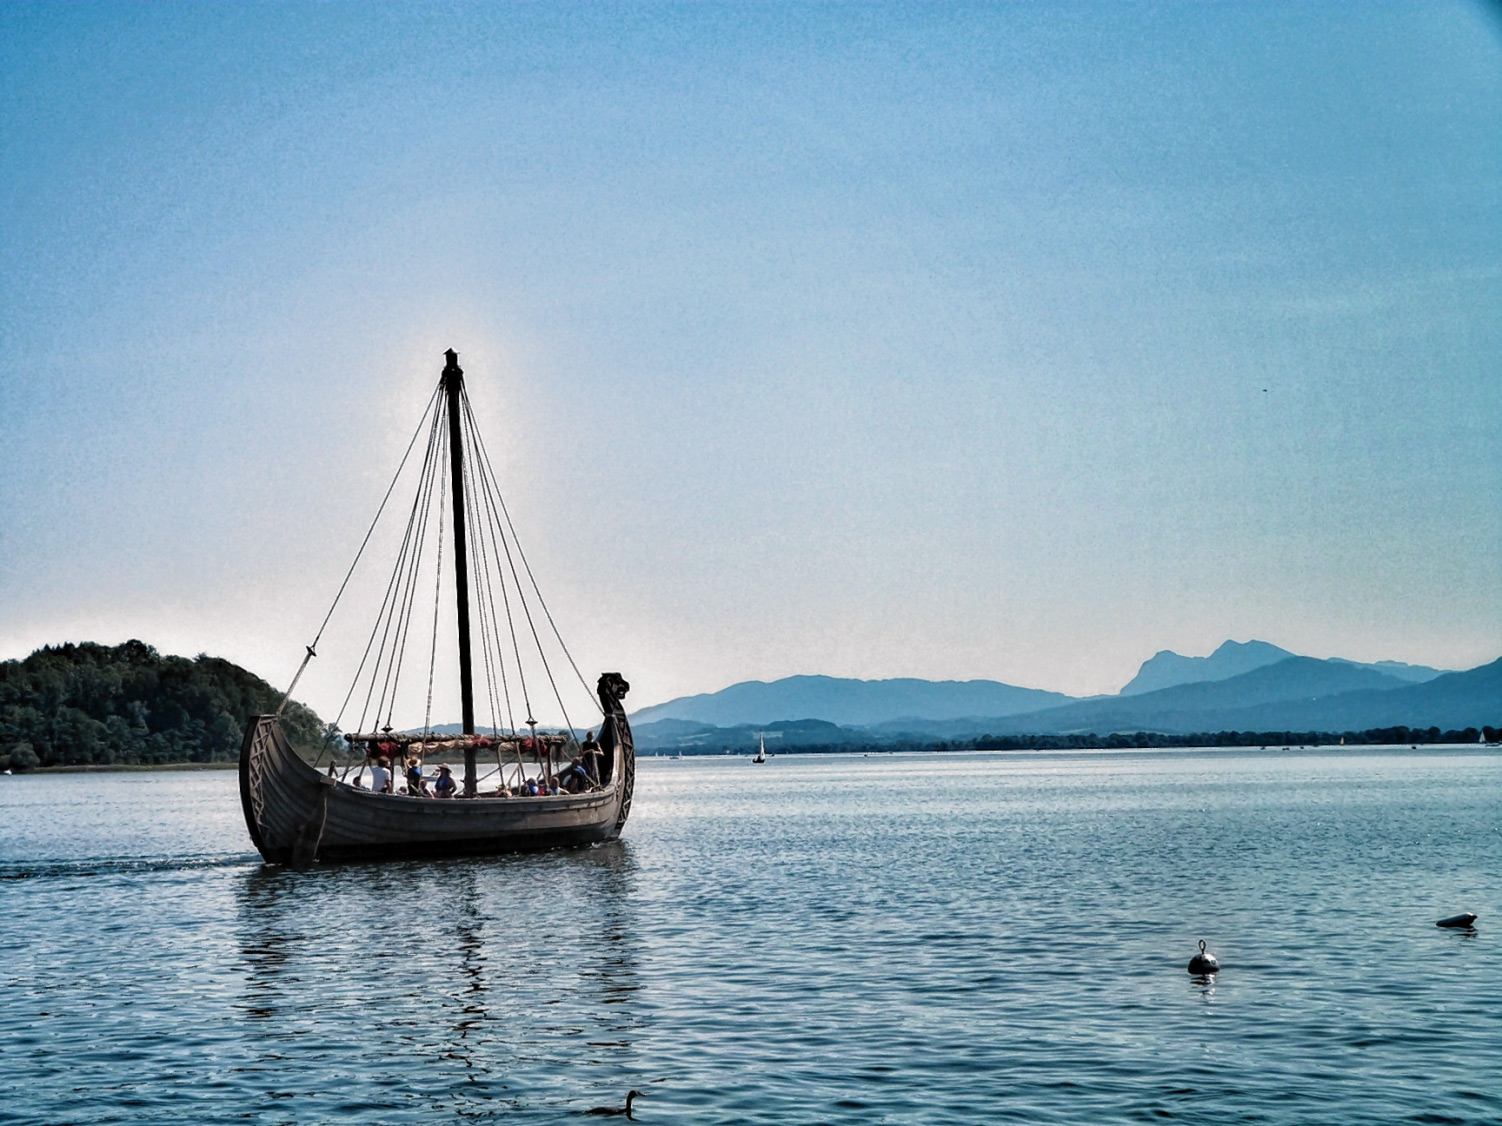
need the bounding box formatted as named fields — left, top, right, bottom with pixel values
left=958, top=657, right=1493, bottom=738
left=628, top=674, right=1072, bottom=727
left=1120, top=639, right=1444, bottom=695
left=628, top=641, right=1496, bottom=752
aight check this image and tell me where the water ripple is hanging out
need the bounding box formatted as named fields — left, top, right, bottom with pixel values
left=1, top=749, right=1499, bottom=1124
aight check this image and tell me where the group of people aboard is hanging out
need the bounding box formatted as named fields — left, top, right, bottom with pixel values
left=339, top=730, right=605, bottom=799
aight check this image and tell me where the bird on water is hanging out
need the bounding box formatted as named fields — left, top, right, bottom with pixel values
left=587, top=1090, right=645, bottom=1118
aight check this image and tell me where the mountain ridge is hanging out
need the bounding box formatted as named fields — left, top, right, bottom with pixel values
left=999, top=656, right=1413, bottom=734
left=632, top=641, right=1454, bottom=728
left=1120, top=640, right=1295, bottom=695
left=628, top=673, right=1073, bottom=728
left=1119, top=640, right=1446, bottom=695
left=632, top=655, right=1502, bottom=751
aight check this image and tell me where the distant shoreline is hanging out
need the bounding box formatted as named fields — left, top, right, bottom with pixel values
left=26, top=761, right=240, bottom=774
left=7, top=741, right=1497, bottom=776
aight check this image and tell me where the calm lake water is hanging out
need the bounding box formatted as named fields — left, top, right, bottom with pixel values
left=2, top=748, right=1499, bottom=1125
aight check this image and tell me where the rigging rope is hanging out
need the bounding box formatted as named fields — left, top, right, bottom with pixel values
left=421, top=440, right=447, bottom=740
left=379, top=420, right=445, bottom=730
left=313, top=384, right=440, bottom=649
left=462, top=390, right=603, bottom=716
left=357, top=419, right=441, bottom=735
left=460, top=396, right=577, bottom=735
left=463, top=410, right=534, bottom=726
left=461, top=448, right=512, bottom=738
left=277, top=384, right=441, bottom=713
left=339, top=404, right=445, bottom=733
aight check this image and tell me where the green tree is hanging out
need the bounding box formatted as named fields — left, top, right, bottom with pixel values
left=4, top=742, right=40, bottom=772
left=0, top=641, right=328, bottom=767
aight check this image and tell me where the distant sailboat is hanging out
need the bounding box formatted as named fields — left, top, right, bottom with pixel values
left=752, top=734, right=766, bottom=764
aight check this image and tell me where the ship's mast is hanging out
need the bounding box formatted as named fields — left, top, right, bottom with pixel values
left=441, top=349, right=478, bottom=796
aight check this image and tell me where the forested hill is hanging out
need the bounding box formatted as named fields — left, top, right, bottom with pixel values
left=0, top=641, right=326, bottom=770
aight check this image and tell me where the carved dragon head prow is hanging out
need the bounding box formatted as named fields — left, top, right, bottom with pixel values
left=596, top=672, right=630, bottom=714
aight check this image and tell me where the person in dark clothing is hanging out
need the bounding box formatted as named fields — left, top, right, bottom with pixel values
left=557, top=756, right=588, bottom=793
left=581, top=731, right=603, bottom=787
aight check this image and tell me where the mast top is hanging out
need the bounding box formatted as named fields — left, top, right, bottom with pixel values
left=443, top=349, right=462, bottom=381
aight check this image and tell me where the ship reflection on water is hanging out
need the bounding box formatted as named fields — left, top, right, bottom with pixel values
left=234, top=841, right=644, bottom=1119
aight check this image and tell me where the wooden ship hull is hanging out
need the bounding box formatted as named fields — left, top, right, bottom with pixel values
left=239, top=705, right=635, bottom=865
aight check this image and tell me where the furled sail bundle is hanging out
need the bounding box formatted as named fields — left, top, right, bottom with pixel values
left=239, top=350, right=634, bottom=864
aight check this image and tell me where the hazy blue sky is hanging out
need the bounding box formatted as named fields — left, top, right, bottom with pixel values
left=2, top=2, right=1499, bottom=722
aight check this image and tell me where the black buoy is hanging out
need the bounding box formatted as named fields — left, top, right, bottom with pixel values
left=1187, top=939, right=1219, bottom=975
left=1436, top=912, right=1477, bottom=929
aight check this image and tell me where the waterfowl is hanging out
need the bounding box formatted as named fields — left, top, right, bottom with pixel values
left=587, top=1090, right=645, bottom=1118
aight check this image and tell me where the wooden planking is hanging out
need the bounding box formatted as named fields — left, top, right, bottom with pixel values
left=240, top=714, right=632, bottom=864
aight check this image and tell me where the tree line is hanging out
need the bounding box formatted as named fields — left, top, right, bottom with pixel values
left=650, top=724, right=1500, bottom=757
left=956, top=726, right=1501, bottom=751
left=0, top=641, right=327, bottom=770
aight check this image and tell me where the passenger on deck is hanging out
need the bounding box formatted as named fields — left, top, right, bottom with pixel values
left=369, top=757, right=392, bottom=794
left=581, top=731, right=603, bottom=786
left=558, top=757, right=587, bottom=793
left=432, top=764, right=456, bottom=798
left=405, top=757, right=426, bottom=796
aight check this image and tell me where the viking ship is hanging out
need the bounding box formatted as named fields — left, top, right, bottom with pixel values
left=239, top=350, right=634, bottom=864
